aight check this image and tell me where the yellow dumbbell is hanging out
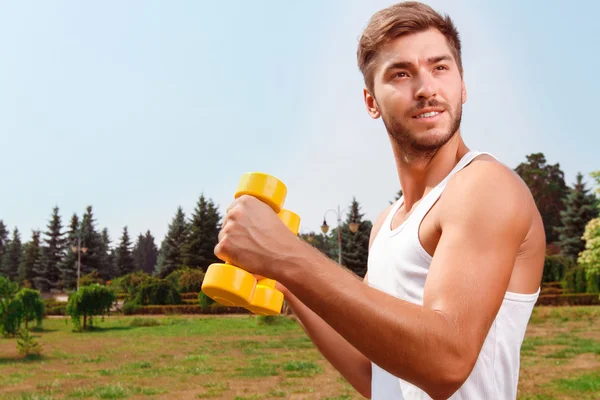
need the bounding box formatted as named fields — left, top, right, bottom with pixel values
left=201, top=172, right=287, bottom=308
left=246, top=208, right=301, bottom=315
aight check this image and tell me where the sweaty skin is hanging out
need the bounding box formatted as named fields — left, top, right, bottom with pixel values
left=215, top=28, right=545, bottom=400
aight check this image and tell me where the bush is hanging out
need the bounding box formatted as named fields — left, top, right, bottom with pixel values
left=17, top=329, right=43, bottom=357
left=66, top=284, right=116, bottom=331
left=177, top=268, right=205, bottom=293
left=198, top=291, right=215, bottom=310
left=15, top=288, right=44, bottom=330
left=536, top=293, right=600, bottom=306
left=122, top=301, right=140, bottom=315
left=564, top=266, right=588, bottom=293
left=117, top=271, right=152, bottom=298
left=128, top=304, right=250, bottom=315
left=543, top=255, right=574, bottom=283
left=0, top=276, right=24, bottom=337
left=134, top=278, right=181, bottom=306
left=79, top=270, right=104, bottom=287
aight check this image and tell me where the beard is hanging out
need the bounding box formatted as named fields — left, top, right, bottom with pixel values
left=381, top=97, right=462, bottom=160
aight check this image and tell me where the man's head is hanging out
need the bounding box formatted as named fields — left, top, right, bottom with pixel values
left=357, top=2, right=466, bottom=158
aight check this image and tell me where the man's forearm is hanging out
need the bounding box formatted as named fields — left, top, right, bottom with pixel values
left=285, top=289, right=372, bottom=398
left=277, top=243, right=470, bottom=400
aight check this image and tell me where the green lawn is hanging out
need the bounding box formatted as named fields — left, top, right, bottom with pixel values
left=0, top=307, right=598, bottom=399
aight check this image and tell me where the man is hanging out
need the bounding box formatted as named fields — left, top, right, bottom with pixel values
left=215, top=2, right=545, bottom=399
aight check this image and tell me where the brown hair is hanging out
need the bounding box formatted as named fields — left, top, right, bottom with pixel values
left=357, top=1, right=463, bottom=93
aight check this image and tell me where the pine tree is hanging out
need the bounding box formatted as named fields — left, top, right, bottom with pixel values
left=555, top=173, right=599, bottom=261
left=1, top=228, right=22, bottom=281
left=182, top=195, right=222, bottom=272
left=515, top=153, right=569, bottom=245
left=115, top=227, right=135, bottom=276
left=59, top=214, right=80, bottom=290
left=341, top=198, right=372, bottom=278
left=79, top=206, right=104, bottom=276
left=19, top=230, right=41, bottom=285
left=98, top=228, right=116, bottom=281
left=33, top=207, right=67, bottom=291
left=133, top=231, right=158, bottom=275
left=155, top=207, right=189, bottom=277
left=0, top=220, right=8, bottom=264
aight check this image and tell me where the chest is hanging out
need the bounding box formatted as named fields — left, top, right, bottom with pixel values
left=389, top=199, right=442, bottom=258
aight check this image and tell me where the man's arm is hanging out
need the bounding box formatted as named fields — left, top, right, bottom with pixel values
left=279, top=204, right=392, bottom=399
left=278, top=164, right=533, bottom=399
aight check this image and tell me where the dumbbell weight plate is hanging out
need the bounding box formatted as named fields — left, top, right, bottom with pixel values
left=235, top=172, right=287, bottom=214
left=202, top=263, right=257, bottom=307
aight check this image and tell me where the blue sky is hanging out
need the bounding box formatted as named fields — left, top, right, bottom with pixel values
left=1, top=0, right=598, bottom=246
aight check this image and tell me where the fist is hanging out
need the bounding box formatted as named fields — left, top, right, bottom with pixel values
left=214, top=195, right=299, bottom=279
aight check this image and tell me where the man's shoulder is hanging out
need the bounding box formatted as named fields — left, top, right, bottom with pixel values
left=369, top=202, right=395, bottom=250
left=447, top=154, right=529, bottom=199
left=440, top=154, right=535, bottom=234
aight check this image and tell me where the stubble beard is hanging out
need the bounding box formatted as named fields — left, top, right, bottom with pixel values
left=381, top=97, right=463, bottom=161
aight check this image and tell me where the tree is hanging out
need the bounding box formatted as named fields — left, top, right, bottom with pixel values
left=578, top=217, right=600, bottom=293
left=14, top=288, right=44, bottom=330
left=78, top=206, right=104, bottom=277
left=0, top=276, right=24, bottom=337
left=515, top=153, right=569, bottom=245
left=341, top=198, right=372, bottom=278
left=300, top=232, right=335, bottom=259
left=66, top=284, right=116, bottom=331
left=132, top=231, right=159, bottom=275
left=182, top=195, right=222, bottom=272
left=58, top=214, right=80, bottom=290
left=591, top=170, right=600, bottom=197
left=0, top=220, right=8, bottom=265
left=34, top=207, right=67, bottom=292
left=390, top=189, right=403, bottom=204
left=98, top=228, right=116, bottom=281
left=115, top=227, right=135, bottom=276
left=1, top=228, right=22, bottom=281
left=555, top=173, right=599, bottom=260
left=19, top=231, right=41, bottom=285
left=155, top=207, right=189, bottom=278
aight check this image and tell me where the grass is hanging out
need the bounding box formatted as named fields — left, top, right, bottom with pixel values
left=0, top=307, right=598, bottom=399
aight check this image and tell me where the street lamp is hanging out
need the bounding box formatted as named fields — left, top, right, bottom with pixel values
left=72, top=237, right=88, bottom=291
left=321, top=205, right=359, bottom=265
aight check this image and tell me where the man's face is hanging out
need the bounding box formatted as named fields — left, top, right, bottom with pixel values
left=365, top=28, right=466, bottom=157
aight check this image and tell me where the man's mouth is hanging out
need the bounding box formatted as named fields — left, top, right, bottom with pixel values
left=414, top=111, right=442, bottom=118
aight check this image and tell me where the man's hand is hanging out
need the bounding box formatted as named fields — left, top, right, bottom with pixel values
left=214, top=195, right=301, bottom=278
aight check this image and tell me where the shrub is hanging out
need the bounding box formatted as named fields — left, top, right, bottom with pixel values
left=117, top=271, right=152, bottom=298
left=564, top=266, right=588, bottom=293
left=79, top=270, right=104, bottom=287
left=17, top=329, right=43, bottom=357
left=129, top=304, right=250, bottom=315
left=198, top=291, right=215, bottom=310
left=122, top=301, right=140, bottom=315
left=134, top=278, right=181, bottom=306
left=177, top=268, right=205, bottom=293
left=536, top=293, right=600, bottom=306
left=543, top=255, right=574, bottom=283
left=15, top=288, right=44, bottom=330
left=0, top=276, right=24, bottom=337
left=66, top=284, right=116, bottom=331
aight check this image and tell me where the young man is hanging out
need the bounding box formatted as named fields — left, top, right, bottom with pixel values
left=215, top=2, right=545, bottom=399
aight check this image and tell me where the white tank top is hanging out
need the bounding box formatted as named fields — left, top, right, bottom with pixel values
left=367, top=150, right=540, bottom=400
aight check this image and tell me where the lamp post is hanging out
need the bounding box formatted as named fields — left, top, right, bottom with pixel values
left=72, top=236, right=88, bottom=291
left=321, top=205, right=359, bottom=265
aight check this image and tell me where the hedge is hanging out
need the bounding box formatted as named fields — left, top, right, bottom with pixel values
left=180, top=292, right=200, bottom=300
left=126, top=304, right=251, bottom=315
left=536, top=293, right=600, bottom=306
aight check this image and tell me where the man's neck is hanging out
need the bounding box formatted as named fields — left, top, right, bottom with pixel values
left=392, top=133, right=470, bottom=212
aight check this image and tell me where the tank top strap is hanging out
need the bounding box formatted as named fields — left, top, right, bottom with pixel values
left=410, top=150, right=495, bottom=224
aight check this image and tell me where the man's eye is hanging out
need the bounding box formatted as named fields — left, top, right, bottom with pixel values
left=394, top=72, right=408, bottom=78
left=436, top=65, right=448, bottom=71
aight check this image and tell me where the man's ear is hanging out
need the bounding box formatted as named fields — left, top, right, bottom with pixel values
left=461, top=80, right=467, bottom=104
left=364, top=88, right=380, bottom=119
